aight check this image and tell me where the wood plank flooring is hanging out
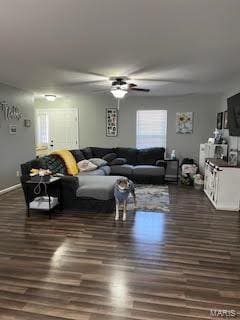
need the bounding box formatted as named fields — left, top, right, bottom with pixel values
left=0, top=186, right=240, bottom=319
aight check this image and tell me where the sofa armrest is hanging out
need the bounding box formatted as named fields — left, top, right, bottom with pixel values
left=61, top=175, right=79, bottom=193
left=61, top=176, right=79, bottom=207
left=20, top=175, right=31, bottom=204
left=156, top=160, right=167, bottom=170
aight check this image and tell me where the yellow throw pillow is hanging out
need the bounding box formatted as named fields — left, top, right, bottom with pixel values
left=51, top=150, right=78, bottom=175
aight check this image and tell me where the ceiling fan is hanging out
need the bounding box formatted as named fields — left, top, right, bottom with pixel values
left=110, top=77, right=150, bottom=99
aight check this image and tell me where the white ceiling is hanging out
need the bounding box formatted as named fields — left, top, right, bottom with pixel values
left=0, top=0, right=240, bottom=97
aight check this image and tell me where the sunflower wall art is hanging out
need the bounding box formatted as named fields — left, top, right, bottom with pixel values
left=176, top=112, right=193, bottom=134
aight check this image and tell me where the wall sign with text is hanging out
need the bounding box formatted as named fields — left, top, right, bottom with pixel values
left=0, top=101, right=23, bottom=121
left=106, top=108, right=118, bottom=137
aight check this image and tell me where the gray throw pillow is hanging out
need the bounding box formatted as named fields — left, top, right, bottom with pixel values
left=89, top=158, right=108, bottom=167
left=103, top=152, right=117, bottom=163
left=110, top=158, right=127, bottom=165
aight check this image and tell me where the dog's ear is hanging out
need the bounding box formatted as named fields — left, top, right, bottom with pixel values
left=116, top=178, right=122, bottom=184
left=123, top=178, right=129, bottom=184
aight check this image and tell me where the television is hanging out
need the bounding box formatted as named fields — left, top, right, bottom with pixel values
left=227, top=92, right=240, bottom=136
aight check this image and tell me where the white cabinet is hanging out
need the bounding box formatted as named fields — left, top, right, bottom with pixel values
left=204, top=159, right=240, bottom=211
left=199, top=143, right=228, bottom=174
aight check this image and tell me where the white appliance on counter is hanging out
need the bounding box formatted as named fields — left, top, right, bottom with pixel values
left=199, top=143, right=228, bottom=174
left=204, top=159, right=240, bottom=211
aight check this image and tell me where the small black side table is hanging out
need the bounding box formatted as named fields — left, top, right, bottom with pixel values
left=164, top=158, right=179, bottom=184
left=26, top=176, right=62, bottom=218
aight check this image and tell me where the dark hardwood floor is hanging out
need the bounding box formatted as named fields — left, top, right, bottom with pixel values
left=0, top=186, right=240, bottom=319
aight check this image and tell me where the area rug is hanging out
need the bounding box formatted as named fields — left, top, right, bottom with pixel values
left=127, top=184, right=169, bottom=212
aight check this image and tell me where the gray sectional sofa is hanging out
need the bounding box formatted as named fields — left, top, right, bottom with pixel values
left=71, top=146, right=166, bottom=184
left=21, top=147, right=166, bottom=212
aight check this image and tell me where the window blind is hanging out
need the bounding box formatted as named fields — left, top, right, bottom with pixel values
left=37, top=112, right=49, bottom=145
left=136, top=110, right=167, bottom=149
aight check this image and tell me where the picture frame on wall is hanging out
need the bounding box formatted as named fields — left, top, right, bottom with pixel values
left=106, top=108, right=118, bottom=137
left=9, top=124, right=17, bottom=135
left=24, top=119, right=31, bottom=128
left=223, top=110, right=228, bottom=129
left=228, top=149, right=238, bottom=166
left=176, top=112, right=193, bottom=134
left=217, top=112, right=223, bottom=129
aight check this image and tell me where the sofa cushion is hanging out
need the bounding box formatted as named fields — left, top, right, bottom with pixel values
left=89, top=158, right=107, bottom=167
left=115, top=147, right=137, bottom=165
left=103, top=152, right=117, bottom=163
left=101, top=165, right=111, bottom=175
left=156, top=160, right=167, bottom=169
left=76, top=176, right=122, bottom=200
left=90, top=147, right=114, bottom=158
left=70, top=149, right=85, bottom=162
left=110, top=158, right=127, bottom=166
left=77, top=168, right=106, bottom=176
left=137, top=148, right=165, bottom=165
left=81, top=147, right=93, bottom=159
left=76, top=165, right=110, bottom=176
left=133, top=165, right=165, bottom=177
left=110, top=164, right=134, bottom=176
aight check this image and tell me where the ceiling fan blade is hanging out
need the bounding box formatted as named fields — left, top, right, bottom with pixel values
left=129, top=83, right=137, bottom=87
left=130, top=88, right=150, bottom=92
left=92, top=88, right=110, bottom=93
left=62, top=79, right=109, bottom=87
left=132, top=78, right=196, bottom=84
left=84, top=71, right=107, bottom=78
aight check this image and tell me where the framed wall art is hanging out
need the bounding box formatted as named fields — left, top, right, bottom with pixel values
left=228, top=149, right=238, bottom=166
left=9, top=124, right=17, bottom=135
left=217, top=112, right=223, bottom=129
left=106, top=108, right=118, bottom=137
left=24, top=119, right=31, bottom=128
left=223, top=110, right=228, bottom=129
left=176, top=112, right=193, bottom=134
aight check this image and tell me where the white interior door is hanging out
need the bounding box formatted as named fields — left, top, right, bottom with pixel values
left=36, top=108, right=79, bottom=153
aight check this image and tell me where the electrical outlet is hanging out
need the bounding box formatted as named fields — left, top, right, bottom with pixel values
left=16, top=170, right=20, bottom=177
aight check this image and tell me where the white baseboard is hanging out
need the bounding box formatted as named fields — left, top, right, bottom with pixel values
left=0, top=184, right=21, bottom=196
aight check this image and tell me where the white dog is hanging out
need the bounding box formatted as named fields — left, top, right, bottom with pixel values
left=114, top=178, right=136, bottom=221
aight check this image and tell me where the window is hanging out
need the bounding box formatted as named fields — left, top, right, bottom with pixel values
left=136, top=110, right=167, bottom=148
left=36, top=112, right=49, bottom=145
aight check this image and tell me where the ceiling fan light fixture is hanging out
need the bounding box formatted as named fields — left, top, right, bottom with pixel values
left=45, top=94, right=57, bottom=101
left=110, top=88, right=127, bottom=99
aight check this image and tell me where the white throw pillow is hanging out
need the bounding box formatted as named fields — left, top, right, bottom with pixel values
left=77, top=160, right=97, bottom=172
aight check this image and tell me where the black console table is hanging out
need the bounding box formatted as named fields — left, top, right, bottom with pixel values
left=25, top=176, right=62, bottom=218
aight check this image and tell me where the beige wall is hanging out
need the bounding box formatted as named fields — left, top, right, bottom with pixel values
left=35, top=93, right=221, bottom=162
